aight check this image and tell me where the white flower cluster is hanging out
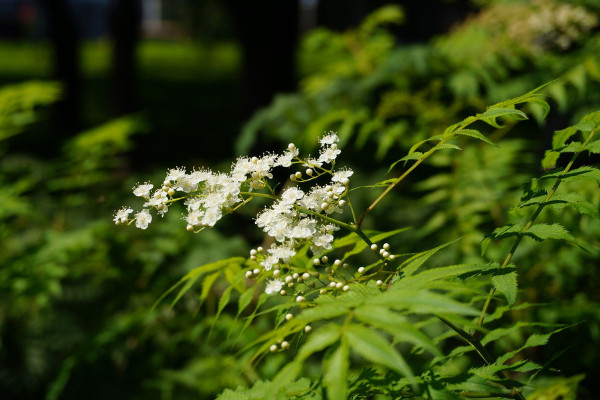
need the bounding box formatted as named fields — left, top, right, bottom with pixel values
left=114, top=133, right=353, bottom=271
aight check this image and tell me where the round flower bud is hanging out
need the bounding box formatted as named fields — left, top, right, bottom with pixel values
left=383, top=251, right=390, bottom=258
left=313, top=258, right=320, bottom=266
left=321, top=202, right=329, bottom=210
left=389, top=255, right=395, bottom=260
left=281, top=341, right=290, bottom=349
left=304, top=325, right=312, bottom=333
left=358, top=267, right=365, bottom=274
left=250, top=255, right=256, bottom=261
left=168, top=188, right=175, bottom=196
left=329, top=282, right=336, bottom=288
left=296, top=295, right=305, bottom=303
left=251, top=156, right=259, bottom=163
left=280, top=290, right=287, bottom=295
left=257, top=247, right=264, bottom=253
left=370, top=244, right=378, bottom=251
left=270, top=344, right=278, bottom=352
left=253, top=268, right=260, bottom=275
left=292, top=273, right=299, bottom=279
left=338, top=199, right=347, bottom=207
left=334, top=259, right=341, bottom=266
left=306, top=168, right=313, bottom=176
left=250, top=249, right=257, bottom=256
left=302, top=273, right=310, bottom=280
left=379, top=249, right=385, bottom=255
left=342, top=285, right=350, bottom=292
left=321, top=256, right=329, bottom=263
left=285, top=275, right=293, bottom=283
left=285, top=313, right=293, bottom=321
left=288, top=282, right=295, bottom=288
left=289, top=174, right=296, bottom=181
left=245, top=270, right=253, bottom=278
left=288, top=143, right=296, bottom=151
left=343, top=263, right=349, bottom=269
left=295, top=171, right=302, bottom=179
left=335, top=282, right=343, bottom=289
left=273, top=269, right=280, bottom=277
left=186, top=225, right=194, bottom=232
left=383, top=243, right=390, bottom=250
left=319, top=289, right=327, bottom=294
left=376, top=280, right=383, bottom=287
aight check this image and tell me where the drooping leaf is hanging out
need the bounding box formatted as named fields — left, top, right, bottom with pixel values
left=453, top=128, right=497, bottom=146
left=491, top=268, right=518, bottom=305
left=354, top=305, right=441, bottom=356
left=297, top=323, right=342, bottom=361
left=324, top=339, right=349, bottom=400
left=345, top=324, right=415, bottom=382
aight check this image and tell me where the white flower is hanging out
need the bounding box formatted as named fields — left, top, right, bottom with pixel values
left=133, top=183, right=154, bottom=199
left=185, top=209, right=204, bottom=226
left=319, top=132, right=339, bottom=146
left=135, top=209, right=152, bottom=229
left=164, top=167, right=186, bottom=183
left=201, top=207, right=222, bottom=227
left=114, top=207, right=133, bottom=224
left=275, top=148, right=299, bottom=167
left=317, top=146, right=341, bottom=164
left=331, top=169, right=354, bottom=183
left=265, top=279, right=285, bottom=295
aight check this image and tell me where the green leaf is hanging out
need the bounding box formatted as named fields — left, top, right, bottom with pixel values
left=453, top=129, right=497, bottom=146
left=394, top=264, right=484, bottom=289
left=200, top=271, right=221, bottom=303
left=153, top=257, right=245, bottom=309
left=517, top=192, right=599, bottom=218
left=388, top=152, right=422, bottom=172
left=552, top=126, right=578, bottom=149
left=354, top=305, right=441, bottom=356
left=524, top=223, right=575, bottom=242
left=481, top=225, right=522, bottom=256
left=491, top=268, right=518, bottom=305
left=369, top=289, right=478, bottom=316
left=541, top=166, right=600, bottom=185
left=214, top=286, right=233, bottom=322
left=434, top=143, right=462, bottom=151
left=297, top=323, right=341, bottom=361
left=345, top=324, right=415, bottom=382
left=401, top=237, right=462, bottom=276
left=237, top=286, right=256, bottom=316
left=324, top=339, right=349, bottom=400
left=584, top=140, right=600, bottom=154
left=341, top=227, right=410, bottom=260
left=478, top=107, right=528, bottom=128
left=264, top=362, right=303, bottom=400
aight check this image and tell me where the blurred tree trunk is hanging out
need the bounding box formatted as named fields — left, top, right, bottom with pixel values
left=40, top=0, right=81, bottom=132
left=224, top=0, right=299, bottom=120
left=109, top=0, right=141, bottom=116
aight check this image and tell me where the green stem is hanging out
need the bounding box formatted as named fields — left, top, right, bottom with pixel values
left=296, top=206, right=387, bottom=262
left=437, top=316, right=526, bottom=400
left=461, top=390, right=522, bottom=399
left=477, top=128, right=598, bottom=327
left=357, top=120, right=477, bottom=227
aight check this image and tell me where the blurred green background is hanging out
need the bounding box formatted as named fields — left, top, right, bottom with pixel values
left=1, top=0, right=600, bottom=399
